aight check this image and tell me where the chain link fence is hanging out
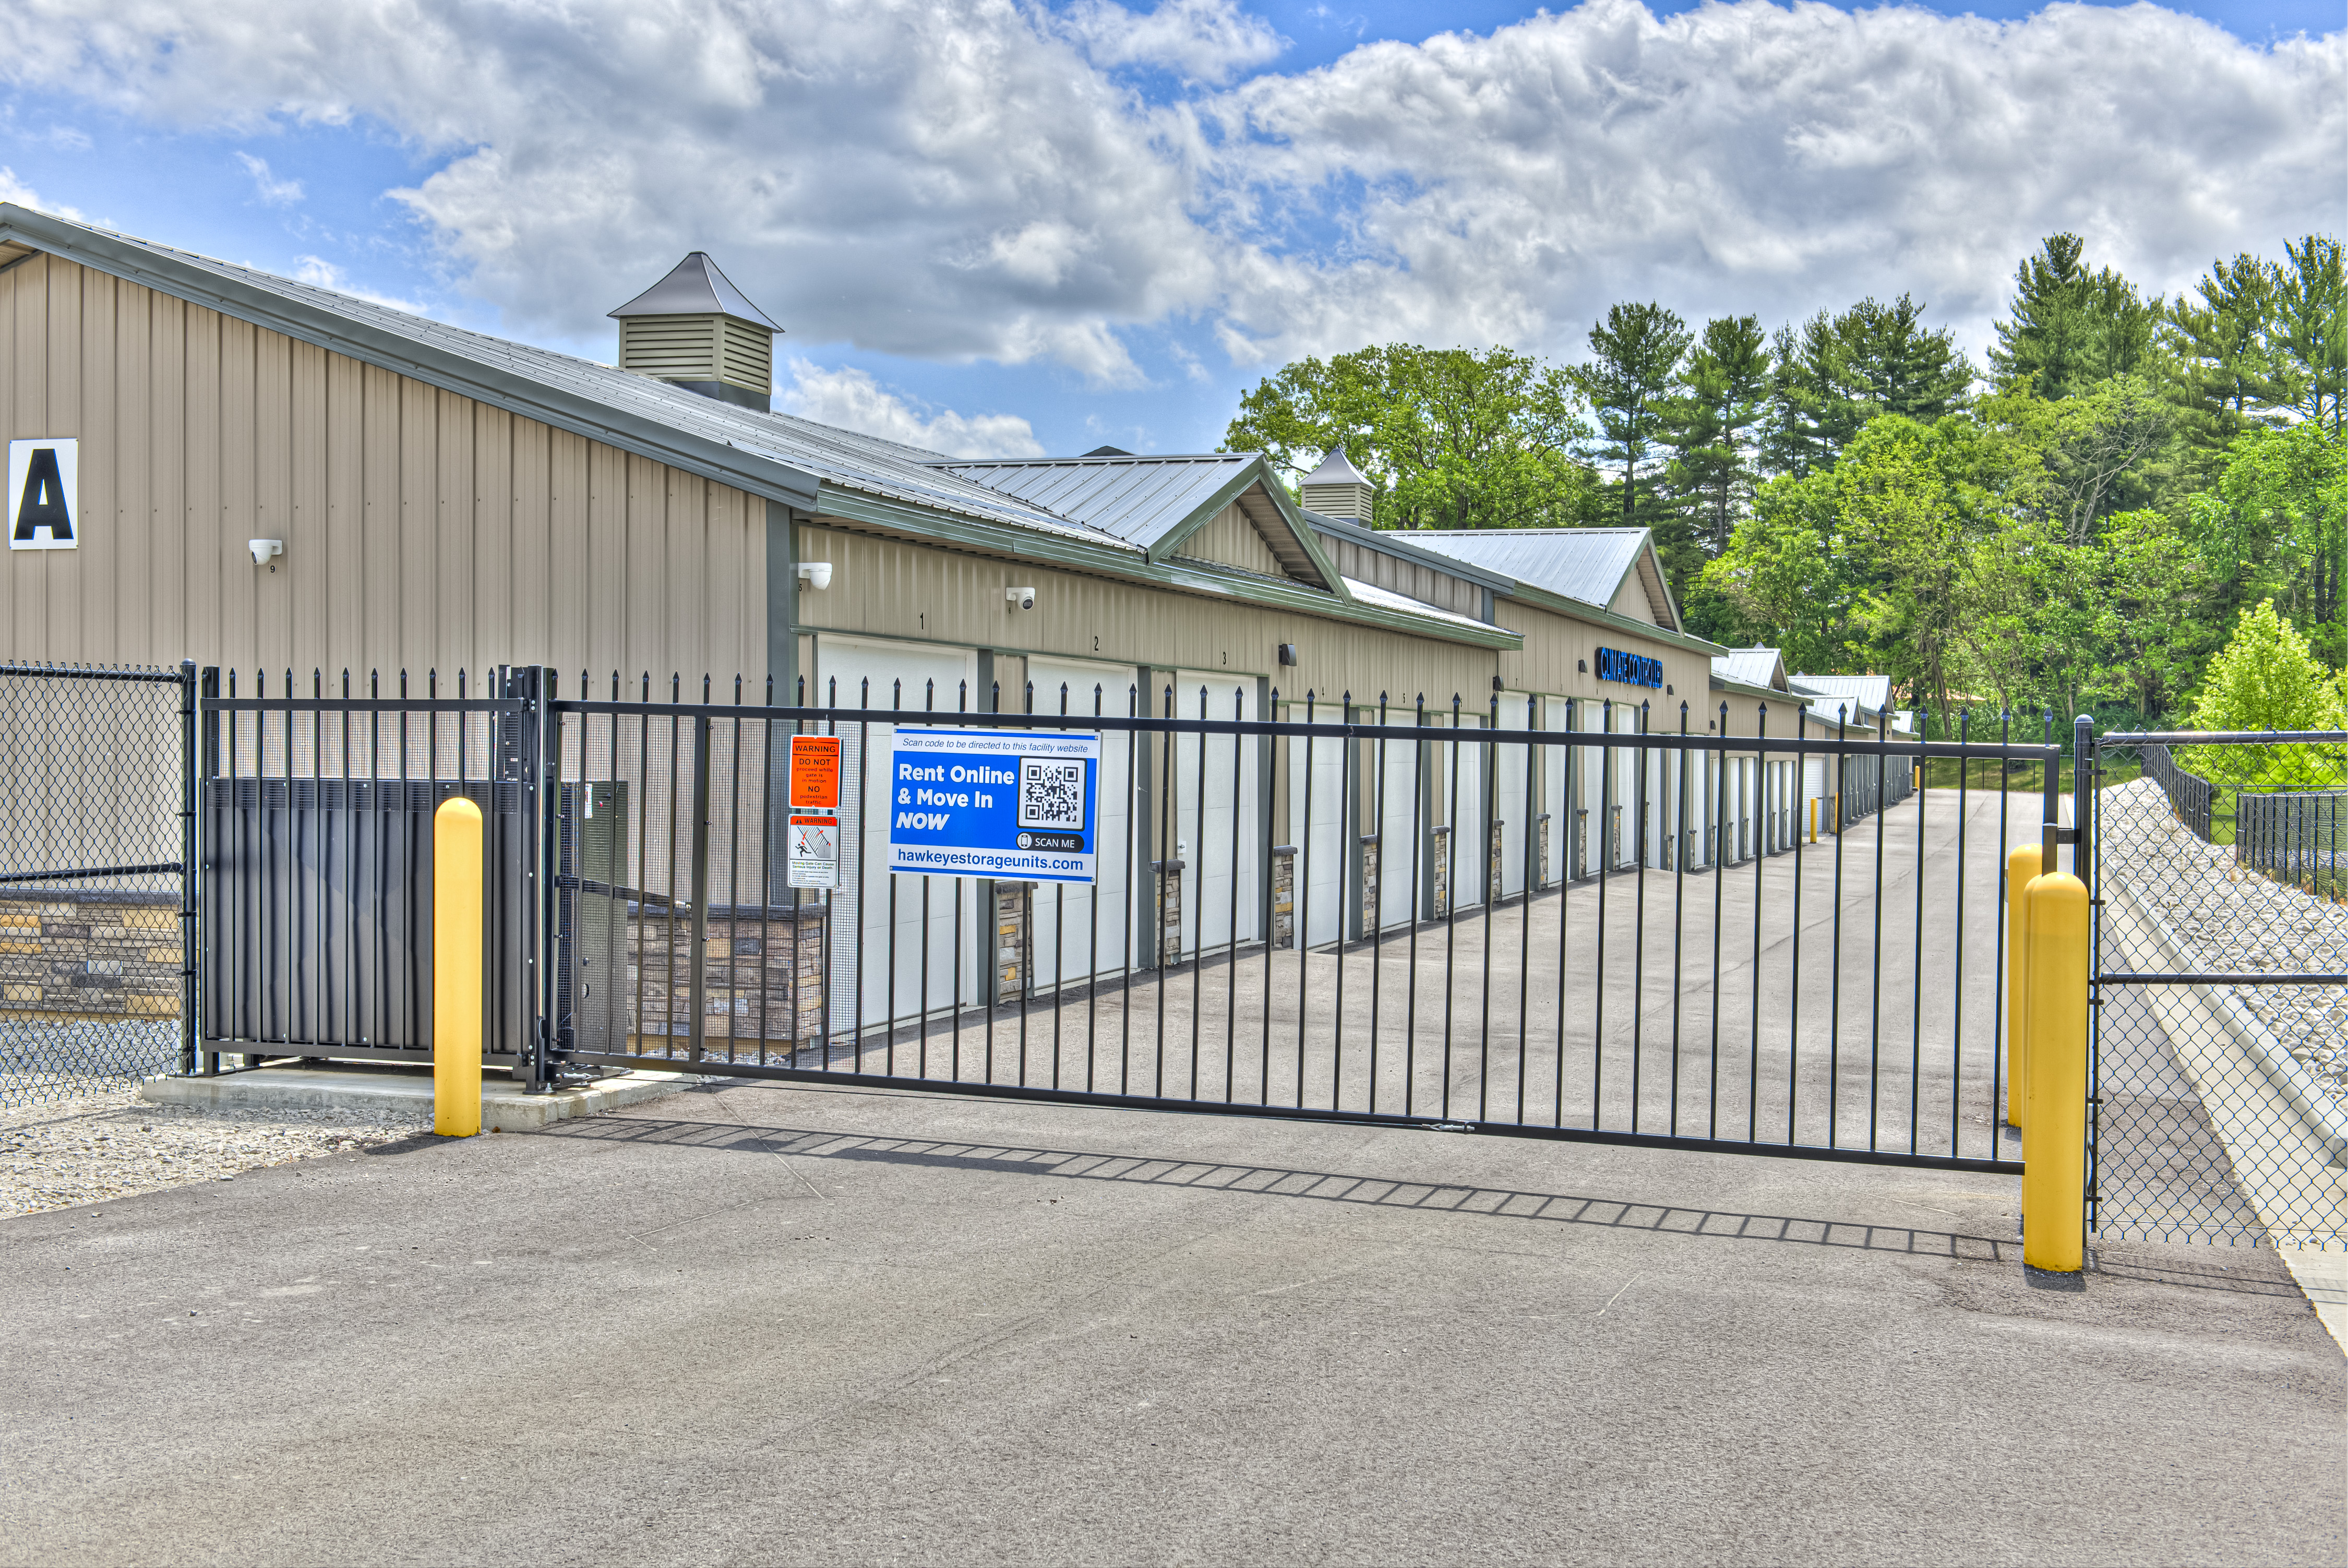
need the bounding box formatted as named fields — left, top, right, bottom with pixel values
left=2090, top=731, right=2348, bottom=1249
left=0, top=663, right=191, bottom=1110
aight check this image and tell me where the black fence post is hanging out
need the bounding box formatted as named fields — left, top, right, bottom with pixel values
left=198, top=665, right=222, bottom=1076
left=687, top=711, right=713, bottom=1063
left=178, top=659, right=198, bottom=1076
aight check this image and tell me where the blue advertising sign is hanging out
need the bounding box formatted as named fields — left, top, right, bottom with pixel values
left=887, top=727, right=1101, bottom=884
left=1594, top=646, right=1663, bottom=688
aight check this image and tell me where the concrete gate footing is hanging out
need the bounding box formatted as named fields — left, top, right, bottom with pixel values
left=138, top=1063, right=693, bottom=1131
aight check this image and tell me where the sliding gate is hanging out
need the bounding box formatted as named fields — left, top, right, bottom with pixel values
left=192, top=668, right=2074, bottom=1171
left=533, top=678, right=2051, bottom=1171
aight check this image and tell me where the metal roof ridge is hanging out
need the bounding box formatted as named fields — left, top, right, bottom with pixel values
left=933, top=452, right=1251, bottom=468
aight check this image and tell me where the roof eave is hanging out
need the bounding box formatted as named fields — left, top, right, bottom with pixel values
left=1498, top=578, right=1730, bottom=658
left=811, top=483, right=1514, bottom=650
left=0, top=206, right=822, bottom=511
left=1302, top=511, right=1519, bottom=594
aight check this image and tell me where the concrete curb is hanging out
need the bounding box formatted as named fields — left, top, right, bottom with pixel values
left=137, top=1067, right=694, bottom=1131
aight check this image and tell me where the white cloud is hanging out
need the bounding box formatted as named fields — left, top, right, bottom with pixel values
left=234, top=150, right=303, bottom=205
left=289, top=254, right=428, bottom=313
left=778, top=358, right=1045, bottom=459
left=0, top=164, right=82, bottom=220
left=1060, top=0, right=1287, bottom=83
left=0, top=0, right=2337, bottom=385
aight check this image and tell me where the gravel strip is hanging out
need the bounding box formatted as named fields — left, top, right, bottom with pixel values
left=2104, top=777, right=2348, bottom=1109
left=1, top=1085, right=429, bottom=1218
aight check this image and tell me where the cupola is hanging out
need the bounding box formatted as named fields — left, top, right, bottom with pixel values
left=609, top=253, right=780, bottom=411
left=1300, top=447, right=1373, bottom=523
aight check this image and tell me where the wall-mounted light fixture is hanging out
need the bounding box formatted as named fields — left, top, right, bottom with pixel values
left=248, top=538, right=283, bottom=572
left=1005, top=585, right=1036, bottom=611
left=1577, top=658, right=1588, bottom=673
left=797, top=561, right=832, bottom=591
left=1665, top=684, right=1673, bottom=696
left=1276, top=643, right=1298, bottom=666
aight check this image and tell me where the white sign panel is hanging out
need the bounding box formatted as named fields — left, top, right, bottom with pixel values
left=887, top=727, right=1102, bottom=884
left=786, top=812, right=841, bottom=890
left=8, top=438, right=77, bottom=551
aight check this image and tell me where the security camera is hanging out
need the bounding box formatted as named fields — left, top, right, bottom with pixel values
left=796, top=561, right=832, bottom=591
left=1006, top=585, right=1036, bottom=611
left=248, top=539, right=283, bottom=567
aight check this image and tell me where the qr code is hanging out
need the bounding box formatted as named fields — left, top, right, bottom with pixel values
left=1017, top=757, right=1085, bottom=830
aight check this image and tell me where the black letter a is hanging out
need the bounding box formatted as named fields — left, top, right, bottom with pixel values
left=13, top=447, right=70, bottom=542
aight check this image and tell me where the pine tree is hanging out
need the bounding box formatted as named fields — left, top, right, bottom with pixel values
left=1988, top=233, right=2162, bottom=399
left=1569, top=303, right=1693, bottom=524
left=1660, top=315, right=1771, bottom=555
left=2271, top=235, right=2346, bottom=435
left=1759, top=297, right=1971, bottom=476
left=2162, top=252, right=2281, bottom=461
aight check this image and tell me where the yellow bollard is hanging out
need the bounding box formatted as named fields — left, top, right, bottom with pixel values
left=2003, top=843, right=2041, bottom=1129
left=1808, top=797, right=1817, bottom=844
left=2022, top=870, right=2089, bottom=1272
left=433, top=796, right=485, bottom=1138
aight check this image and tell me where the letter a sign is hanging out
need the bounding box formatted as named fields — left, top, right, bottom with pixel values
left=8, top=438, right=77, bottom=550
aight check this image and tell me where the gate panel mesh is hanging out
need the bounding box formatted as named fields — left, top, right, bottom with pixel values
left=2092, top=735, right=2348, bottom=1249
left=0, top=664, right=188, bottom=1109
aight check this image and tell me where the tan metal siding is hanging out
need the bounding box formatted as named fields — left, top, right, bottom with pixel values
left=1170, top=502, right=1285, bottom=578
left=1317, top=533, right=1482, bottom=618
left=794, top=521, right=1495, bottom=706
left=0, top=254, right=766, bottom=685
left=1492, top=598, right=1707, bottom=715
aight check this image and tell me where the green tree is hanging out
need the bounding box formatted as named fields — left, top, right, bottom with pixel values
left=2184, top=599, right=2347, bottom=789
left=2090, top=508, right=2210, bottom=724
left=1972, top=378, right=2175, bottom=547
left=2270, top=234, right=2346, bottom=434
left=1660, top=315, right=1771, bottom=555
left=1988, top=233, right=2163, bottom=400
left=1570, top=303, right=1692, bottom=524
left=1758, top=295, right=1971, bottom=477
left=1697, top=473, right=1853, bottom=676
left=1223, top=344, right=1595, bottom=529
left=2189, top=421, right=2348, bottom=667
left=2161, top=252, right=2280, bottom=463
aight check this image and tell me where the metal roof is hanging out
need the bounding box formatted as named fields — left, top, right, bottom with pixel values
left=935, top=453, right=1256, bottom=549
left=1712, top=648, right=1787, bottom=691
left=1404, top=529, right=1663, bottom=622
left=1790, top=674, right=1892, bottom=715
left=0, top=206, right=1115, bottom=546
left=1341, top=576, right=1491, bottom=632
left=1303, top=448, right=1367, bottom=485
left=1302, top=510, right=1517, bottom=593
left=608, top=252, right=780, bottom=329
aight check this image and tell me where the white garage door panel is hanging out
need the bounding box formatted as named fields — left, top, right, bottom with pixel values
left=813, top=637, right=980, bottom=1035
left=1026, top=657, right=1146, bottom=988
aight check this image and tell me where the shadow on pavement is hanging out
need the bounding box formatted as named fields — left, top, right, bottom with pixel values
left=528, top=1110, right=2301, bottom=1296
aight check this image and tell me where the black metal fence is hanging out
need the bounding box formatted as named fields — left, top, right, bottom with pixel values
left=461, top=673, right=2054, bottom=1171
left=2237, top=789, right=2345, bottom=901
left=0, top=662, right=194, bottom=1110
left=194, top=667, right=546, bottom=1073
left=2088, top=729, right=2348, bottom=1250
left=2142, top=742, right=2215, bottom=841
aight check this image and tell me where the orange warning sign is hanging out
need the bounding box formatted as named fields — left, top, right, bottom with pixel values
left=788, top=734, right=842, bottom=808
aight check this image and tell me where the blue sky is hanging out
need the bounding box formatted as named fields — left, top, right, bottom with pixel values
left=0, top=0, right=2338, bottom=461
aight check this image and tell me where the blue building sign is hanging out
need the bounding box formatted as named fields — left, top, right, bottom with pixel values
left=887, top=727, right=1101, bottom=884
left=1595, top=647, right=1663, bottom=688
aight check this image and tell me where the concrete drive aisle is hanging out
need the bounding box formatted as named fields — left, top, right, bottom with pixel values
left=3, top=1083, right=2340, bottom=1568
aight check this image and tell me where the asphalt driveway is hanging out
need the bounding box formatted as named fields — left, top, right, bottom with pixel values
left=2, top=1078, right=2339, bottom=1567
